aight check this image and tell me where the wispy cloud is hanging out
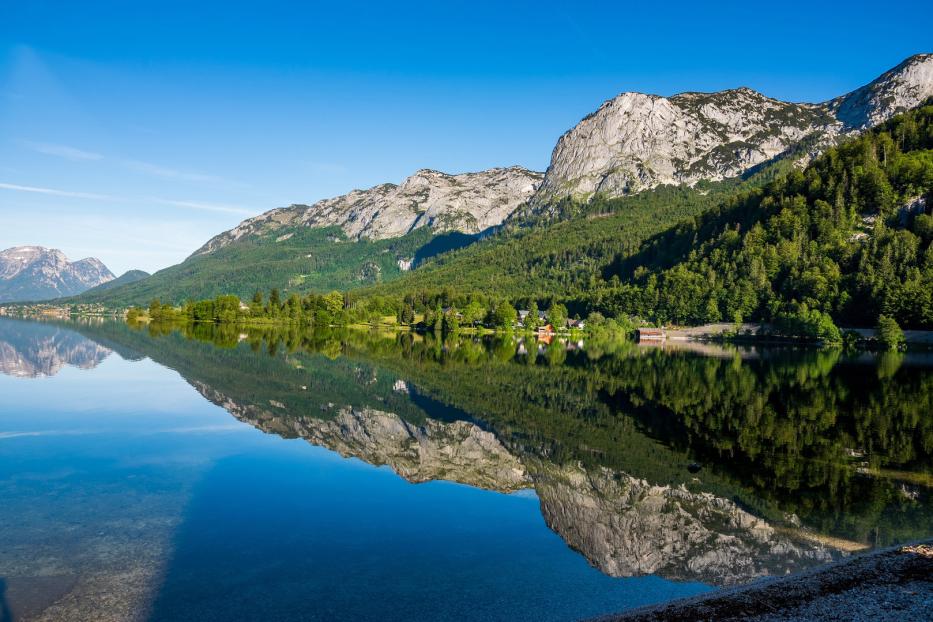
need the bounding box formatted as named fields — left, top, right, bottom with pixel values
left=0, top=431, right=43, bottom=440
left=20, top=140, right=246, bottom=187
left=24, top=141, right=104, bottom=161
left=0, top=181, right=257, bottom=215
left=123, top=159, right=245, bottom=187
left=0, top=181, right=114, bottom=200
left=0, top=430, right=93, bottom=440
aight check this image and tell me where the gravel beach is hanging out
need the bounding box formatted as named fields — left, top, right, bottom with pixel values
left=589, top=542, right=933, bottom=622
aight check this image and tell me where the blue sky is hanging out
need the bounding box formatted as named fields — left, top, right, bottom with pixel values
left=1, top=1, right=931, bottom=274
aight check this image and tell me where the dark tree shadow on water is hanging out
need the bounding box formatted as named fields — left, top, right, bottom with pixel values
left=0, top=578, right=13, bottom=622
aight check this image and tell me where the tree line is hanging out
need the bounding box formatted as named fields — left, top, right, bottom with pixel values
left=125, top=287, right=601, bottom=337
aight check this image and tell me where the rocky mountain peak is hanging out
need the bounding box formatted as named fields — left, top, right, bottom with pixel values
left=828, top=53, right=933, bottom=130
left=0, top=246, right=115, bottom=303
left=0, top=246, right=66, bottom=278
left=193, top=166, right=543, bottom=256
left=533, top=53, right=932, bottom=204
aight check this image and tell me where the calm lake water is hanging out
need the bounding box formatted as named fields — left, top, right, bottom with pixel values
left=0, top=318, right=931, bottom=621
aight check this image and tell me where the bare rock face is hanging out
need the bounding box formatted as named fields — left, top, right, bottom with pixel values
left=828, top=54, right=933, bottom=130
left=285, top=406, right=532, bottom=492
left=534, top=89, right=836, bottom=201
left=530, top=461, right=834, bottom=586
left=534, top=54, right=933, bottom=203
left=0, top=246, right=115, bottom=303
left=193, top=167, right=543, bottom=256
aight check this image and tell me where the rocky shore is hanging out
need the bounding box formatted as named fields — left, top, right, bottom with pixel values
left=589, top=542, right=933, bottom=622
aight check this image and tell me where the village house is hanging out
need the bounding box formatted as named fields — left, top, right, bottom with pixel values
left=636, top=327, right=666, bottom=342
left=517, top=309, right=549, bottom=327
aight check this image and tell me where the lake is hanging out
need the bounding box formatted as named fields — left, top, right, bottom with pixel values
left=0, top=317, right=930, bottom=621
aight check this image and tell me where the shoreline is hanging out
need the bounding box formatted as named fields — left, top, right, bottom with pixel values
left=661, top=322, right=933, bottom=348
left=6, top=310, right=933, bottom=353
left=588, top=541, right=933, bottom=622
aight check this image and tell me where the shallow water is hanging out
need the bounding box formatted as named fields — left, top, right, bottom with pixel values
left=0, top=318, right=930, bottom=621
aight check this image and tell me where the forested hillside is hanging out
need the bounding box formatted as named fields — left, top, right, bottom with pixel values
left=350, top=100, right=933, bottom=333
left=592, top=99, right=933, bottom=329
left=363, top=163, right=793, bottom=301
left=70, top=226, right=437, bottom=306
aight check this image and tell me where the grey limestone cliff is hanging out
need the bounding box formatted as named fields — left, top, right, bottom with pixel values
left=193, top=166, right=543, bottom=256
left=533, top=54, right=933, bottom=203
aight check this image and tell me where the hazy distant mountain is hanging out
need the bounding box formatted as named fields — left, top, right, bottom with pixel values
left=0, top=246, right=115, bottom=302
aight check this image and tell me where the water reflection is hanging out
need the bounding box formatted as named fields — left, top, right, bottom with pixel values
left=0, top=318, right=111, bottom=378
left=3, top=319, right=932, bottom=591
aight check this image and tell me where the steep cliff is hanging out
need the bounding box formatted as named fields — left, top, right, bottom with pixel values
left=530, top=460, right=833, bottom=586
left=194, top=383, right=531, bottom=492
left=533, top=54, right=933, bottom=203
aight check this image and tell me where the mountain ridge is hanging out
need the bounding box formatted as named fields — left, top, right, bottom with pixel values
left=531, top=53, right=933, bottom=205
left=194, top=166, right=543, bottom=257
left=0, top=246, right=115, bottom=303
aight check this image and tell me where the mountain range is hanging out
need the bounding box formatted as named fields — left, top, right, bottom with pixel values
left=194, top=167, right=543, bottom=255
left=41, top=53, right=933, bottom=311
left=0, top=246, right=116, bottom=303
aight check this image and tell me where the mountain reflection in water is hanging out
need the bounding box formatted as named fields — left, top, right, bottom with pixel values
left=1, top=318, right=931, bottom=605
left=0, top=318, right=112, bottom=378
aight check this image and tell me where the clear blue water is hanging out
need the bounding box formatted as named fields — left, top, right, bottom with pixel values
left=0, top=319, right=712, bottom=621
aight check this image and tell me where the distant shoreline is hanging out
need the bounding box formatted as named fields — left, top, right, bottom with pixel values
left=653, top=322, right=933, bottom=349
left=5, top=308, right=933, bottom=351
